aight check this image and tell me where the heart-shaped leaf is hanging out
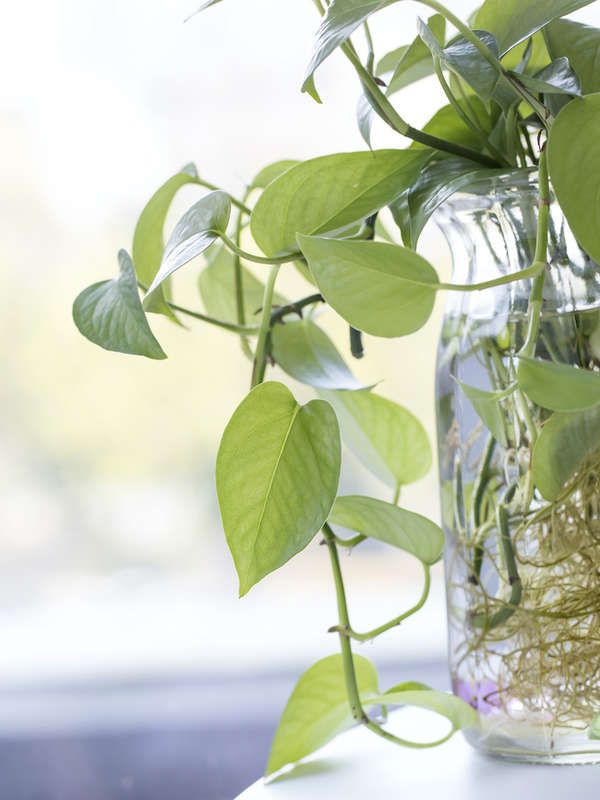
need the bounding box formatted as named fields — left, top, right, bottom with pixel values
left=73, top=250, right=166, bottom=360
left=133, top=163, right=200, bottom=320
left=216, top=382, right=341, bottom=595
left=198, top=245, right=286, bottom=323
left=144, top=190, right=231, bottom=304
left=474, top=0, right=596, bottom=56
left=548, top=93, right=600, bottom=264
left=518, top=357, right=600, bottom=411
left=319, top=389, right=431, bottom=489
left=532, top=405, right=600, bottom=500
left=459, top=381, right=511, bottom=447
left=590, top=714, right=600, bottom=740
left=266, top=654, right=379, bottom=776
left=545, top=19, right=600, bottom=95
left=251, top=150, right=429, bottom=257
left=297, top=236, right=438, bottom=338
left=271, top=318, right=362, bottom=390
left=330, top=495, right=443, bottom=565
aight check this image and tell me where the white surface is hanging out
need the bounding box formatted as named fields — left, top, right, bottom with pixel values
left=237, top=710, right=600, bottom=799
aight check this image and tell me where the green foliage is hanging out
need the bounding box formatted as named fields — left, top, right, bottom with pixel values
left=144, top=190, right=231, bottom=304
left=533, top=405, right=600, bottom=500
left=298, top=236, right=438, bottom=337
left=250, top=160, right=300, bottom=190
left=73, top=250, right=166, bottom=360
left=132, top=164, right=200, bottom=320
left=266, top=654, right=379, bottom=775
left=271, top=318, right=362, bottom=390
left=474, top=0, right=597, bottom=55
left=548, top=94, right=600, bottom=263
left=216, top=382, right=340, bottom=595
left=512, top=57, right=581, bottom=96
left=518, top=356, right=600, bottom=411
left=545, top=19, right=600, bottom=94
left=251, top=150, right=428, bottom=256
left=386, top=14, right=446, bottom=96
left=319, top=389, right=431, bottom=490
left=459, top=382, right=510, bottom=447
left=330, top=495, right=444, bottom=565
left=369, top=686, right=478, bottom=730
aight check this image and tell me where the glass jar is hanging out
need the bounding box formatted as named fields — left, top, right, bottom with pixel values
left=435, top=170, right=600, bottom=763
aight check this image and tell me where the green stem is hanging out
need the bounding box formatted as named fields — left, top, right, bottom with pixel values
left=322, top=524, right=451, bottom=748
left=233, top=188, right=255, bottom=359
left=251, top=265, right=280, bottom=387
left=519, top=148, right=550, bottom=359
left=439, top=261, right=545, bottom=292
left=195, top=178, right=252, bottom=216
left=270, top=293, right=324, bottom=324
left=332, top=564, right=431, bottom=642
left=137, top=283, right=259, bottom=335
left=220, top=233, right=301, bottom=265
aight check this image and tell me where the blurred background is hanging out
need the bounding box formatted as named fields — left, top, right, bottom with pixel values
left=2, top=1, right=600, bottom=798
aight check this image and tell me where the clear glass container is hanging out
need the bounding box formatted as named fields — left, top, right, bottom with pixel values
left=435, top=170, right=600, bottom=763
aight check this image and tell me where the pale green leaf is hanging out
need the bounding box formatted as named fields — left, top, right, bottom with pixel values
left=392, top=156, right=501, bottom=248
left=250, top=160, right=300, bottom=190
left=216, top=382, right=341, bottom=595
left=251, top=149, right=429, bottom=257
left=459, top=381, right=510, bottom=447
left=475, top=0, right=596, bottom=56
left=330, top=495, right=444, bottom=564
left=198, top=245, right=285, bottom=323
left=266, top=654, right=379, bottom=776
left=411, top=99, right=493, bottom=155
left=133, top=163, right=199, bottom=320
left=518, top=357, right=600, bottom=411
left=302, top=0, right=399, bottom=91
left=73, top=250, right=166, bottom=360
left=532, top=405, right=600, bottom=500
left=501, top=32, right=550, bottom=73
left=386, top=14, right=445, bottom=96
left=376, top=44, right=409, bottom=76
left=319, top=389, right=432, bottom=488
left=545, top=19, right=600, bottom=95
left=271, top=318, right=362, bottom=390
left=297, top=236, right=438, bottom=338
left=548, top=93, right=600, bottom=264
left=368, top=688, right=478, bottom=730
left=589, top=714, right=600, bottom=739
left=144, top=190, right=231, bottom=305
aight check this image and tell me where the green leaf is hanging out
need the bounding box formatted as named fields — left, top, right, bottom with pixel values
left=459, top=381, right=511, bottom=447
left=251, top=149, right=429, bottom=257
left=501, top=32, right=550, bottom=73
left=132, top=163, right=199, bottom=320
left=589, top=714, right=600, bottom=739
left=216, top=382, right=341, bottom=595
left=545, top=19, right=600, bottom=95
left=302, top=0, right=399, bottom=91
left=297, top=236, right=438, bottom=338
left=510, top=57, right=581, bottom=95
left=186, top=0, right=224, bottom=19
left=318, top=389, right=432, bottom=489
left=330, top=495, right=444, bottom=564
left=266, top=654, right=379, bottom=776
left=144, top=191, right=231, bottom=305
left=532, top=405, right=600, bottom=500
left=376, top=44, right=409, bottom=76
left=392, top=156, right=500, bottom=248
left=518, top=357, right=600, bottom=411
left=368, top=687, right=478, bottom=730
left=250, top=160, right=300, bottom=190
left=386, top=15, right=446, bottom=96
left=73, top=250, right=166, bottom=360
left=271, top=318, right=362, bottom=390
left=548, top=93, right=600, bottom=264
left=356, top=92, right=375, bottom=148
left=474, top=0, right=596, bottom=56
left=198, top=245, right=285, bottom=323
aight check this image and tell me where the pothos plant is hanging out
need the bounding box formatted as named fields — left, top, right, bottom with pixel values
left=73, top=0, right=600, bottom=776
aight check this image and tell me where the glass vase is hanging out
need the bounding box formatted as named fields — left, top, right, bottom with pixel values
left=435, top=170, right=600, bottom=764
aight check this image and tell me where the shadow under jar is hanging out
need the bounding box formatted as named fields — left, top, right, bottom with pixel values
left=435, top=170, right=600, bottom=764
